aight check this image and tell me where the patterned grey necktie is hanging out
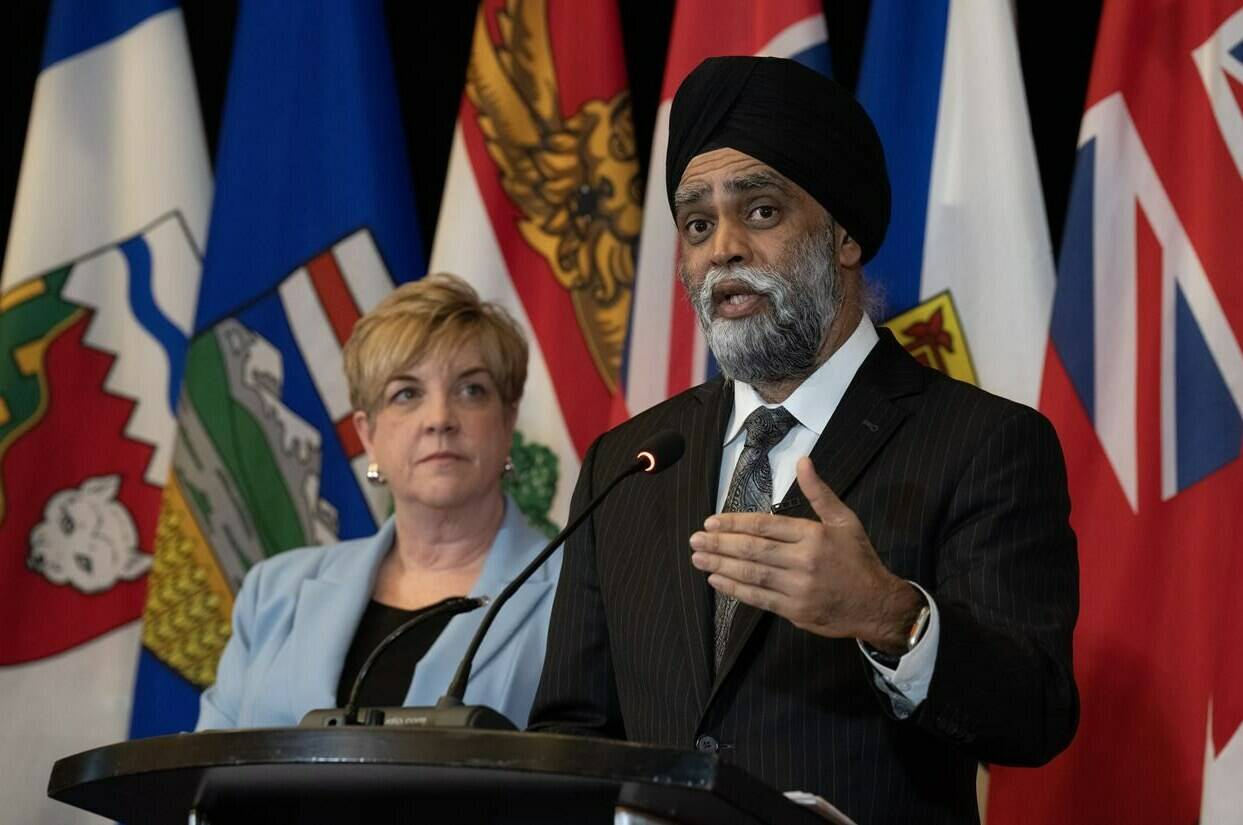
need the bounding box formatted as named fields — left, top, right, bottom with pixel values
left=713, top=405, right=799, bottom=671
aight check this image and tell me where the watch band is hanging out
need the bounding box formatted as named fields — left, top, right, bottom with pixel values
left=863, top=591, right=931, bottom=669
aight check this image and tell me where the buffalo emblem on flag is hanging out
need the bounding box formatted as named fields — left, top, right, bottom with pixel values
left=466, top=0, right=642, bottom=393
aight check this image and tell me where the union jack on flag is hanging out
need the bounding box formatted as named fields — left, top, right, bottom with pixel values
left=989, top=2, right=1243, bottom=822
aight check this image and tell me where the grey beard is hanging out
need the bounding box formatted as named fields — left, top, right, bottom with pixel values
left=685, top=231, right=842, bottom=386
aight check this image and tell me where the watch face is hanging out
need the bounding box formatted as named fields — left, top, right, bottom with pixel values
left=907, top=605, right=932, bottom=651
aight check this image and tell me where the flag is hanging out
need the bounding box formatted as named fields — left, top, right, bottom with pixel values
left=855, top=0, right=1055, bottom=404
left=430, top=0, right=639, bottom=524
left=989, top=1, right=1243, bottom=822
left=129, top=0, right=425, bottom=739
left=624, top=0, right=831, bottom=415
left=854, top=3, right=1057, bottom=815
left=0, top=1, right=211, bottom=821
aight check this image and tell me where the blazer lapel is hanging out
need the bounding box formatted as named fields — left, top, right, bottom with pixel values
left=777, top=331, right=925, bottom=518
left=672, top=378, right=732, bottom=711
left=706, top=331, right=926, bottom=704
left=406, top=501, right=554, bottom=706
left=286, top=522, right=394, bottom=719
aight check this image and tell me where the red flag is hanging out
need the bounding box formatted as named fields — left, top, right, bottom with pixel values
left=989, top=2, right=1243, bottom=821
left=430, top=0, right=639, bottom=527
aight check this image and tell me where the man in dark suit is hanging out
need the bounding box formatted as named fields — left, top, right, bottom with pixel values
left=528, top=56, right=1078, bottom=824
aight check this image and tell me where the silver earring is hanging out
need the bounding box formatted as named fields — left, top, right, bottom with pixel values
left=365, top=462, right=385, bottom=485
left=502, top=456, right=515, bottom=478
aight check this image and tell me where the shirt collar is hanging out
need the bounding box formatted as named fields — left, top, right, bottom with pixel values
left=724, top=313, right=880, bottom=445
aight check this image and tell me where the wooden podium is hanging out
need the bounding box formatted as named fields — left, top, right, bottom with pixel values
left=48, top=727, right=848, bottom=824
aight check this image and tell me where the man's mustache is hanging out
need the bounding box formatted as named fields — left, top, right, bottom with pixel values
left=694, top=267, right=787, bottom=316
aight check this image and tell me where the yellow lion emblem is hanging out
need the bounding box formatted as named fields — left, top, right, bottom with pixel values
left=466, top=0, right=641, bottom=393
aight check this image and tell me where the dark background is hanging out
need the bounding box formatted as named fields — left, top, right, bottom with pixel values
left=0, top=1, right=1103, bottom=274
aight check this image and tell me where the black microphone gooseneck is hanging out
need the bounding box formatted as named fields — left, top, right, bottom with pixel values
left=342, top=595, right=487, bottom=725
left=437, top=429, right=686, bottom=710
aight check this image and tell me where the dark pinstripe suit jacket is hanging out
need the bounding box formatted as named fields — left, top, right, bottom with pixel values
left=529, top=329, right=1079, bottom=824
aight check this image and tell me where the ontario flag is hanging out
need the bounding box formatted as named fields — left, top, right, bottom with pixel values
left=431, top=0, right=639, bottom=523
left=988, top=2, right=1243, bottom=823
left=624, top=0, right=830, bottom=415
left=0, top=1, right=211, bottom=821
left=128, top=0, right=426, bottom=739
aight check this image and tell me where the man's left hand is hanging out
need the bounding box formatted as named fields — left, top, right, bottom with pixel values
left=689, top=456, right=923, bottom=654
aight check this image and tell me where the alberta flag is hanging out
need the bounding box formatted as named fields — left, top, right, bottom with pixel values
left=625, top=0, right=830, bottom=415
left=855, top=0, right=1055, bottom=404
left=0, top=1, right=211, bottom=821
left=431, top=0, right=640, bottom=524
left=129, top=0, right=425, bottom=739
left=989, top=2, right=1243, bottom=822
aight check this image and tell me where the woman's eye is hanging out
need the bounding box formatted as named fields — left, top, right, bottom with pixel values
left=391, top=387, right=417, bottom=402
left=460, top=383, right=489, bottom=399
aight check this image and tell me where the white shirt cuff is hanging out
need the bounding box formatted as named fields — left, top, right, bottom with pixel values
left=856, top=581, right=940, bottom=718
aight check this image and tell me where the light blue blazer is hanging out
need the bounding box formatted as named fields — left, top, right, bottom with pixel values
left=196, top=498, right=559, bottom=730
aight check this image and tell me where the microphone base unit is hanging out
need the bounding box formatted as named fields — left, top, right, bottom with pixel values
left=300, top=705, right=517, bottom=730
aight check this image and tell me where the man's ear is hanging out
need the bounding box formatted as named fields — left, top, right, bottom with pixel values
left=837, top=229, right=863, bottom=269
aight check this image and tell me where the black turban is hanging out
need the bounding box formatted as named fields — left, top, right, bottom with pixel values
left=666, top=56, right=891, bottom=263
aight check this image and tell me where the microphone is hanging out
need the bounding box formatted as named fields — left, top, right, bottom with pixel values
left=633, top=429, right=685, bottom=474
left=340, top=595, right=488, bottom=726
left=436, top=429, right=686, bottom=717
left=300, top=430, right=685, bottom=730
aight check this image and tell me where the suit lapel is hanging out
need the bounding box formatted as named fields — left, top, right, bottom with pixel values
left=673, top=378, right=731, bottom=710
left=407, top=504, right=554, bottom=705
left=287, top=523, right=394, bottom=719
left=705, top=331, right=926, bottom=705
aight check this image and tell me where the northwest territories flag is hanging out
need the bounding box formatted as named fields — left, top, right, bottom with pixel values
left=129, top=0, right=425, bottom=739
left=624, top=0, right=830, bottom=415
left=0, top=1, right=211, bottom=821
left=855, top=0, right=1056, bottom=403
left=989, top=2, right=1243, bottom=822
left=431, top=0, right=640, bottom=524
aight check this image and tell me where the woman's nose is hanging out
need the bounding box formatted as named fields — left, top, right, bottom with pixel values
left=422, top=392, right=459, bottom=434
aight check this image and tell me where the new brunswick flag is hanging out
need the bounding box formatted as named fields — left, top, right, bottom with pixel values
left=431, top=0, right=640, bottom=521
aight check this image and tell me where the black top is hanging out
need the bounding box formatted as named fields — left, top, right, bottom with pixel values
left=335, top=600, right=455, bottom=708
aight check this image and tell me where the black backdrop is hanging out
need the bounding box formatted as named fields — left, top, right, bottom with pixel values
left=0, top=1, right=1103, bottom=277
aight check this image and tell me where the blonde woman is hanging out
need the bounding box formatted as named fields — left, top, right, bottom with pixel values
left=197, top=273, right=558, bottom=729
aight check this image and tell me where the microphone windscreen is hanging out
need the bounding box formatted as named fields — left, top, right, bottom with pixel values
left=635, top=430, right=686, bottom=474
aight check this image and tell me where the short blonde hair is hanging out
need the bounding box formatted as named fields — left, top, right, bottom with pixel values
left=343, top=273, right=528, bottom=417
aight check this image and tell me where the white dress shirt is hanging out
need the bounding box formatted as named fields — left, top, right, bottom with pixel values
left=716, top=314, right=939, bottom=715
